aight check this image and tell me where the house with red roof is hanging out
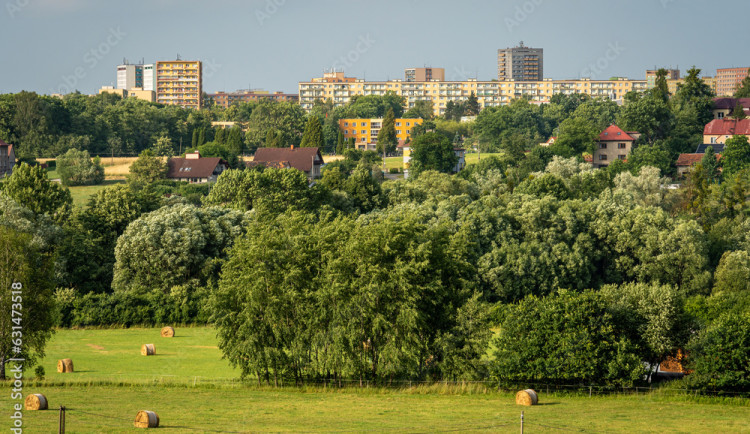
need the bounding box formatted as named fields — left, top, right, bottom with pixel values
left=166, top=151, right=228, bottom=183
left=593, top=125, right=639, bottom=168
left=252, top=146, right=324, bottom=180
left=701, top=119, right=750, bottom=153
left=712, top=98, right=750, bottom=120
left=0, top=139, right=16, bottom=177
left=676, top=153, right=721, bottom=177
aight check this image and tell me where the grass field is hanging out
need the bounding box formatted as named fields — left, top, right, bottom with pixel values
left=2, top=327, right=748, bottom=433
left=67, top=180, right=125, bottom=207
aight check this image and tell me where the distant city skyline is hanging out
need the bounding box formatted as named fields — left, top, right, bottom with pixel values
left=2, top=0, right=749, bottom=95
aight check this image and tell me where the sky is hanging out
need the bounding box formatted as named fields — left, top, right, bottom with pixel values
left=1, top=0, right=748, bottom=96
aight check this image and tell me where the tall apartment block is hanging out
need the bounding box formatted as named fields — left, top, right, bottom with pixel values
left=716, top=67, right=749, bottom=96
left=405, top=67, right=445, bottom=82
left=116, top=62, right=154, bottom=91
left=155, top=60, right=202, bottom=109
left=645, top=69, right=680, bottom=89
left=497, top=42, right=543, bottom=81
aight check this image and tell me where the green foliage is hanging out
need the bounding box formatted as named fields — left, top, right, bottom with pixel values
left=300, top=115, right=324, bottom=149
left=409, top=132, right=458, bottom=176
left=403, top=100, right=434, bottom=120
left=346, top=92, right=405, bottom=118
left=128, top=150, right=168, bottom=185
left=626, top=144, right=673, bottom=176
left=722, top=135, right=750, bottom=177
left=474, top=99, right=547, bottom=153
left=551, top=116, right=600, bottom=156
left=686, top=312, right=750, bottom=392
left=731, top=101, right=747, bottom=120
left=112, top=204, right=247, bottom=296
left=0, top=162, right=72, bottom=223
left=701, top=146, right=721, bottom=183
left=56, top=148, right=105, bottom=186
left=491, top=290, right=646, bottom=386
left=617, top=93, right=674, bottom=143
left=733, top=68, right=750, bottom=98
left=245, top=100, right=306, bottom=151
left=713, top=250, right=750, bottom=294
left=0, top=226, right=56, bottom=379
left=376, top=108, right=398, bottom=155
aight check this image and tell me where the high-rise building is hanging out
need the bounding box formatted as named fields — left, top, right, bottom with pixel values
left=716, top=67, right=749, bottom=96
left=116, top=62, right=155, bottom=91
left=497, top=42, right=543, bottom=81
left=405, top=67, right=445, bottom=82
left=155, top=60, right=202, bottom=109
left=646, top=69, right=680, bottom=89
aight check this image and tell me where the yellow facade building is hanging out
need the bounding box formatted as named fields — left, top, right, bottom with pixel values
left=98, top=86, right=155, bottom=102
left=155, top=60, right=202, bottom=109
left=301, top=73, right=648, bottom=117
left=339, top=118, right=423, bottom=148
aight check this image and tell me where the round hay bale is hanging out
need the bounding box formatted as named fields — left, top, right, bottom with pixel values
left=160, top=326, right=175, bottom=338
left=24, top=394, right=48, bottom=410
left=57, top=358, right=74, bottom=373
left=134, top=410, right=159, bottom=428
left=515, top=389, right=538, bottom=406
left=141, top=344, right=156, bottom=356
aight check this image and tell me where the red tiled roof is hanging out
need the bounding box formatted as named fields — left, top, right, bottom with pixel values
left=599, top=125, right=635, bottom=142
left=166, top=157, right=227, bottom=179
left=246, top=160, right=291, bottom=170
left=676, top=153, right=721, bottom=167
left=704, top=119, right=750, bottom=136
left=253, top=147, right=322, bottom=172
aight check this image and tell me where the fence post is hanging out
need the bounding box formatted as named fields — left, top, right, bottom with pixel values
left=520, top=411, right=524, bottom=434
left=58, top=406, right=66, bottom=434
left=589, top=386, right=592, bottom=398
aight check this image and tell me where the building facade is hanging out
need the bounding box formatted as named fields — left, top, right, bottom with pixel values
left=208, top=90, right=298, bottom=108
left=117, top=63, right=155, bottom=91
left=300, top=74, right=647, bottom=116
left=405, top=67, right=445, bottom=82
left=155, top=60, right=202, bottom=109
left=593, top=125, right=639, bottom=168
left=0, top=139, right=15, bottom=177
left=646, top=69, right=680, bottom=89
left=716, top=67, right=749, bottom=96
left=99, top=86, right=155, bottom=102
left=497, top=42, right=543, bottom=81
left=339, top=118, right=423, bottom=145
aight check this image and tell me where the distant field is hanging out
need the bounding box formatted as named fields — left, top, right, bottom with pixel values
left=68, top=180, right=125, bottom=207
left=5, top=327, right=747, bottom=433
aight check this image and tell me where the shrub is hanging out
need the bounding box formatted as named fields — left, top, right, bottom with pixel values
left=56, top=149, right=105, bottom=186
left=686, top=312, right=750, bottom=392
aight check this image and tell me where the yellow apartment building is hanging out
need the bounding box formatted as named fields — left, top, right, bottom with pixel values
left=339, top=118, right=423, bottom=147
left=301, top=74, right=648, bottom=117
left=155, top=60, right=202, bottom=109
left=99, top=86, right=155, bottom=102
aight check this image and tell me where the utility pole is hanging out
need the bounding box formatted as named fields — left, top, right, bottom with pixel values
left=520, top=411, right=524, bottom=434
left=58, top=406, right=66, bottom=434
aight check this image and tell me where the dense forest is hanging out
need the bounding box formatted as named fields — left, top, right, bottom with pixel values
left=2, top=67, right=750, bottom=390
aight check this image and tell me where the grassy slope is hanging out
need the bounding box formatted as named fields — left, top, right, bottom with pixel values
left=4, top=328, right=747, bottom=433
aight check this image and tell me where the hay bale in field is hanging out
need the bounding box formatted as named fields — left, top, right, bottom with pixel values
left=160, top=326, right=175, bottom=338
left=515, top=389, right=538, bottom=406
left=134, top=410, right=159, bottom=428
left=57, top=358, right=74, bottom=373
left=141, top=344, right=156, bottom=356
left=24, top=394, right=48, bottom=410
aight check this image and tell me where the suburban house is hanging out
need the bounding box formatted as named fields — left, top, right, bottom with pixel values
left=676, top=153, right=721, bottom=177
left=712, top=97, right=750, bottom=120
left=252, top=146, right=323, bottom=180
left=539, top=136, right=557, bottom=147
left=700, top=118, right=750, bottom=153
left=593, top=125, right=640, bottom=168
left=0, top=139, right=16, bottom=177
left=166, top=151, right=228, bottom=183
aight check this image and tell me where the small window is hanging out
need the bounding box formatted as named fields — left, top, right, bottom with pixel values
left=599, top=154, right=608, bottom=161
left=599, top=143, right=607, bottom=149
left=352, top=122, right=357, bottom=127
left=396, top=122, right=401, bottom=126
left=361, top=130, right=366, bottom=134
left=344, top=122, right=349, bottom=126
left=618, top=143, right=626, bottom=149
left=407, top=122, right=411, bottom=126
left=711, top=137, right=717, bottom=144
left=361, top=137, right=366, bottom=142
left=618, top=155, right=626, bottom=160
left=406, top=130, right=410, bottom=134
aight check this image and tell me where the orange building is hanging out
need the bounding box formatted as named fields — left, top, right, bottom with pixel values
left=339, top=118, right=423, bottom=146
left=716, top=67, right=749, bottom=96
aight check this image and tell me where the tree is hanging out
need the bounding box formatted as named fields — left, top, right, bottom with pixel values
left=408, top=132, right=458, bottom=176
left=686, top=312, right=750, bottom=392
left=651, top=68, right=670, bottom=102
left=731, top=101, right=747, bottom=120
left=0, top=226, right=56, bottom=380
left=491, top=290, right=646, bottom=386
left=226, top=127, right=244, bottom=156
left=112, top=204, right=246, bottom=295
left=403, top=100, right=434, bottom=120
left=336, top=130, right=344, bottom=155
left=151, top=135, right=174, bottom=157
left=0, top=162, right=71, bottom=223
left=701, top=146, right=721, bottom=183
left=551, top=116, right=600, bottom=156
left=245, top=100, right=306, bottom=151
left=721, top=135, right=750, bottom=177
left=300, top=116, right=324, bottom=149
left=465, top=91, right=480, bottom=116
left=626, top=144, right=673, bottom=176
left=734, top=68, right=750, bottom=98
left=713, top=250, right=750, bottom=294
left=56, top=148, right=105, bottom=186
left=376, top=108, right=397, bottom=155
left=617, top=93, right=673, bottom=143
left=128, top=149, right=167, bottom=185
left=444, top=100, right=464, bottom=122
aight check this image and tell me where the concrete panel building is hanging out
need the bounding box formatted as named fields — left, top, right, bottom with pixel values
left=716, top=67, right=749, bottom=96
left=155, top=60, right=202, bottom=109
left=497, top=42, right=543, bottom=81
left=405, top=67, right=445, bottom=82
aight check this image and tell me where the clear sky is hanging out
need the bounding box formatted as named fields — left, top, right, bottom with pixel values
left=1, top=0, right=748, bottom=95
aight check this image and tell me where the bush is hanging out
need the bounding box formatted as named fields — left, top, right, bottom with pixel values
left=686, top=312, right=750, bottom=392
left=57, top=149, right=105, bottom=186
left=34, top=366, right=45, bottom=380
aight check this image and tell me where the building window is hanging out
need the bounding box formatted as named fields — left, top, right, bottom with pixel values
left=352, top=122, right=356, bottom=127
left=618, top=155, right=626, bottom=160
left=406, top=122, right=411, bottom=126
left=361, top=137, right=366, bottom=142
left=718, top=112, right=725, bottom=119
left=711, top=137, right=717, bottom=144
left=406, top=130, right=410, bottom=134
left=618, top=143, right=626, bottom=149
left=599, top=143, right=607, bottom=149
left=599, top=154, right=608, bottom=161
left=396, top=122, right=401, bottom=126
left=344, top=122, right=349, bottom=126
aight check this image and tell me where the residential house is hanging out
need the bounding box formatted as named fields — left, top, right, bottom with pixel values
left=700, top=118, right=750, bottom=153
left=252, top=146, right=323, bottom=180
left=712, top=98, right=750, bottom=120
left=676, top=153, right=721, bottom=177
left=539, top=136, right=557, bottom=147
left=166, top=151, right=228, bottom=183
left=593, top=125, right=639, bottom=168
left=0, top=139, right=16, bottom=177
